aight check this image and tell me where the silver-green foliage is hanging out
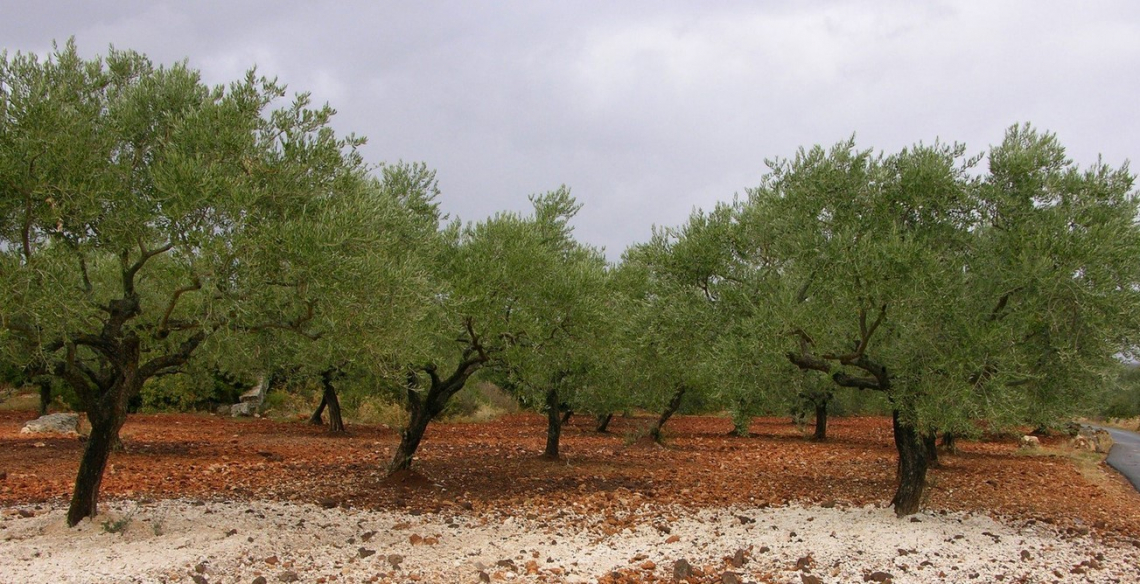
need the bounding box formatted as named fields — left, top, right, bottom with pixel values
left=744, top=125, right=1140, bottom=435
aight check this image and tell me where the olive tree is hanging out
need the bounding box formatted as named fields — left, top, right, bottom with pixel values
left=0, top=42, right=413, bottom=525
left=387, top=187, right=605, bottom=472
left=747, top=126, right=1140, bottom=515
left=611, top=226, right=728, bottom=443
left=495, top=190, right=609, bottom=459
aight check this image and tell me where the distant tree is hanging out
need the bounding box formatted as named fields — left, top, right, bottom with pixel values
left=494, top=189, right=609, bottom=460
left=387, top=187, right=603, bottom=472
left=0, top=42, right=414, bottom=525
left=612, top=225, right=726, bottom=443
left=1101, top=362, right=1140, bottom=420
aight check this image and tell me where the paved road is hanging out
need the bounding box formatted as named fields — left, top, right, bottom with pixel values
left=1090, top=425, right=1140, bottom=492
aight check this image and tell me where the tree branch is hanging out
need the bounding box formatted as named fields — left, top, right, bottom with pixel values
left=122, top=239, right=174, bottom=295
left=832, top=372, right=883, bottom=391
left=241, top=300, right=321, bottom=340
left=157, top=277, right=202, bottom=338
left=785, top=329, right=831, bottom=373
left=139, top=331, right=206, bottom=379
left=824, top=303, right=887, bottom=363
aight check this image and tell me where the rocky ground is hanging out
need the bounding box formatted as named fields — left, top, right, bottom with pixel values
left=2, top=411, right=1139, bottom=583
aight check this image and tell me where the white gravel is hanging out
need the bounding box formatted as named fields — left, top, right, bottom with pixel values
left=2, top=498, right=1138, bottom=583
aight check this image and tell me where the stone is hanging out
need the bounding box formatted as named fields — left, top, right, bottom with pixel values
left=801, top=575, right=824, bottom=584
left=358, top=548, right=376, bottom=558
left=191, top=576, right=208, bottom=584
left=1072, top=428, right=1114, bottom=453
left=1018, top=435, right=1040, bottom=449
left=20, top=413, right=80, bottom=436
left=864, top=571, right=893, bottom=583
left=231, top=402, right=258, bottom=417
left=252, top=578, right=267, bottom=584
left=672, top=559, right=693, bottom=581
left=721, top=571, right=740, bottom=584
left=795, top=556, right=813, bottom=571
left=278, top=571, right=300, bottom=583
left=731, top=549, right=746, bottom=568
left=1090, top=429, right=1114, bottom=454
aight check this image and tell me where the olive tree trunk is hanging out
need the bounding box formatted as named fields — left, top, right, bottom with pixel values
left=595, top=412, right=613, bottom=433
left=812, top=401, right=829, bottom=441
left=890, top=407, right=929, bottom=517
left=388, top=355, right=485, bottom=474
left=67, top=381, right=133, bottom=526
left=309, top=369, right=345, bottom=433
left=648, top=386, right=686, bottom=443
left=541, top=386, right=562, bottom=460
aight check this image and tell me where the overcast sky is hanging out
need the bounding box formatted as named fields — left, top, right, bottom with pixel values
left=4, top=1, right=1138, bottom=259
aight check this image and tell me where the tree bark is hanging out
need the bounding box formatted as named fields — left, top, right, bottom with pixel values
left=559, top=407, right=573, bottom=426
left=890, top=407, right=929, bottom=517
left=812, top=402, right=828, bottom=441
left=67, top=382, right=132, bottom=526
left=389, top=399, right=432, bottom=473
left=940, top=432, right=957, bottom=453
left=595, top=412, right=613, bottom=433
left=309, top=395, right=327, bottom=425
left=924, top=431, right=939, bottom=468
left=37, top=379, right=52, bottom=416
left=542, top=386, right=561, bottom=460
left=648, top=386, right=686, bottom=443
left=388, top=353, right=485, bottom=474
left=321, top=370, right=345, bottom=434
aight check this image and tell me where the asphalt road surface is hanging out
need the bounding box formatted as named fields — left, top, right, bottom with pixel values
left=1093, top=425, right=1140, bottom=492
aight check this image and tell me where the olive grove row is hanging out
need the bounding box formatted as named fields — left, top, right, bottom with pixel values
left=3, top=43, right=1138, bottom=526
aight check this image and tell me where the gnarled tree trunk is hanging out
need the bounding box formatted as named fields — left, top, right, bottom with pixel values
left=595, top=412, right=613, bottom=433
left=309, top=395, right=327, bottom=425
left=67, top=380, right=134, bottom=527
left=389, top=355, right=485, bottom=474
left=924, top=431, right=939, bottom=468
left=812, top=401, right=828, bottom=441
left=542, top=386, right=562, bottom=460
left=890, top=407, right=929, bottom=517
left=309, top=369, right=345, bottom=433
left=648, top=386, right=686, bottom=443
left=37, top=378, right=52, bottom=416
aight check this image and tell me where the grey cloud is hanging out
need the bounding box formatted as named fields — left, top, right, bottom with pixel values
left=3, top=0, right=1138, bottom=259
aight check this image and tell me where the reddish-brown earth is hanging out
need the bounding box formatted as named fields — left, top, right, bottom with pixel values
left=2, top=411, right=1138, bottom=540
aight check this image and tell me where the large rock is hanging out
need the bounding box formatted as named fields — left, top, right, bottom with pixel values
left=230, top=375, right=268, bottom=417
left=21, top=413, right=80, bottom=436
left=1072, top=427, right=1114, bottom=454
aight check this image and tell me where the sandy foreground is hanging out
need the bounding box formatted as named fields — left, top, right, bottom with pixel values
left=2, top=499, right=1138, bottom=584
